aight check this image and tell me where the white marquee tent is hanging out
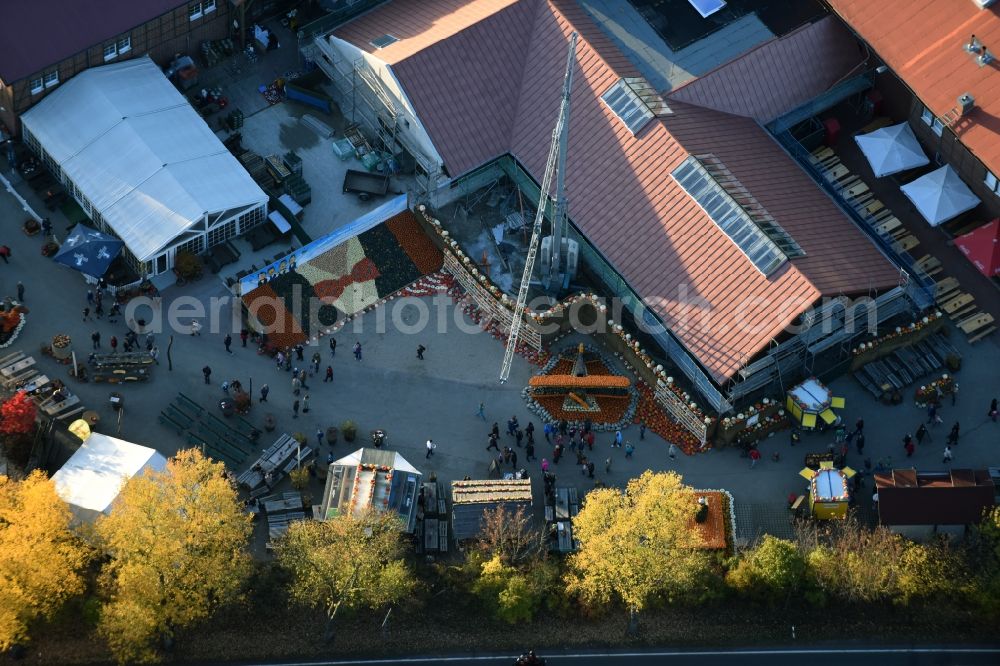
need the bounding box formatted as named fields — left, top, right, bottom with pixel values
left=52, top=432, right=167, bottom=522
left=20, top=57, right=267, bottom=276
left=854, top=122, right=929, bottom=178
left=900, top=165, right=981, bottom=227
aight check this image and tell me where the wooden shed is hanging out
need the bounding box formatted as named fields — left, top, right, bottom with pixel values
left=875, top=468, right=996, bottom=539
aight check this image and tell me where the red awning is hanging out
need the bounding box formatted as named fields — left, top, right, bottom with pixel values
left=955, top=218, right=1000, bottom=277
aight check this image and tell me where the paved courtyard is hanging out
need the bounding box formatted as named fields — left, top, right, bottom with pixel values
left=2, top=159, right=999, bottom=551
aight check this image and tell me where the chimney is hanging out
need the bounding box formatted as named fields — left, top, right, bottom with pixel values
left=958, top=93, right=976, bottom=115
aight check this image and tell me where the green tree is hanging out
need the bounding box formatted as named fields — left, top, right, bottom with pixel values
left=276, top=510, right=416, bottom=641
left=95, top=449, right=252, bottom=663
left=895, top=539, right=958, bottom=606
left=801, top=520, right=906, bottom=604
left=727, top=535, right=806, bottom=604
left=0, top=471, right=89, bottom=650
left=565, top=471, right=713, bottom=617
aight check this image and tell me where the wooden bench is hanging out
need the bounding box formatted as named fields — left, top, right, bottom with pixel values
left=874, top=216, right=902, bottom=237
left=957, top=312, right=994, bottom=336
left=0, top=351, right=25, bottom=370
left=916, top=254, right=942, bottom=275
left=968, top=325, right=997, bottom=343
left=159, top=412, right=188, bottom=435
left=176, top=392, right=204, bottom=415
left=812, top=146, right=835, bottom=160
left=823, top=163, right=850, bottom=182
left=934, top=277, right=960, bottom=301
left=57, top=406, right=86, bottom=422
left=845, top=181, right=870, bottom=199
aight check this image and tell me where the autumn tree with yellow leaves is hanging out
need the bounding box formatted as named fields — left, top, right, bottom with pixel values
left=276, top=509, right=416, bottom=642
left=95, top=449, right=252, bottom=663
left=565, top=471, right=715, bottom=620
left=0, top=471, right=89, bottom=651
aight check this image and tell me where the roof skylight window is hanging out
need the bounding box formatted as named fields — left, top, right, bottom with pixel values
left=602, top=79, right=654, bottom=135
left=672, top=155, right=790, bottom=276
left=370, top=34, right=399, bottom=49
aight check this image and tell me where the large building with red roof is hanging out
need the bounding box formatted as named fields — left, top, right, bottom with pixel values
left=828, top=0, right=1000, bottom=221
left=310, top=0, right=915, bottom=410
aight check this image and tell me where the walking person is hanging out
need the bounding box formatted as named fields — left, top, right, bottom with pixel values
left=324, top=366, right=333, bottom=382
left=639, top=421, right=646, bottom=440
left=292, top=376, right=301, bottom=396
left=525, top=440, right=535, bottom=462
left=311, top=352, right=321, bottom=375
left=927, top=403, right=939, bottom=425
left=82, top=307, right=90, bottom=321
left=790, top=428, right=801, bottom=446
left=855, top=432, right=866, bottom=456
left=150, top=345, right=160, bottom=365
left=353, top=342, right=362, bottom=361
left=425, top=439, right=436, bottom=458
left=301, top=394, right=310, bottom=414
left=915, top=424, right=928, bottom=446
left=91, top=331, right=101, bottom=350
left=86, top=289, right=94, bottom=305
left=988, top=398, right=998, bottom=423
left=943, top=445, right=953, bottom=464
left=316, top=429, right=325, bottom=448
left=259, top=384, right=269, bottom=402
left=486, top=433, right=500, bottom=451
left=625, top=442, right=634, bottom=459
left=948, top=422, right=960, bottom=446
left=903, top=433, right=915, bottom=457
left=240, top=328, right=249, bottom=348
left=855, top=418, right=865, bottom=436
left=749, top=447, right=761, bottom=468
left=475, top=402, right=486, bottom=420
left=16, top=281, right=24, bottom=302
left=202, top=365, right=212, bottom=384
left=292, top=399, right=300, bottom=419
left=510, top=448, right=517, bottom=468
left=543, top=422, right=552, bottom=443
left=295, top=344, right=304, bottom=361
left=515, top=428, right=523, bottom=448
left=668, top=443, right=677, bottom=460
left=541, top=458, right=549, bottom=473
left=224, top=334, right=233, bottom=354
left=0, top=245, right=11, bottom=263
left=417, top=344, right=426, bottom=360
left=951, top=383, right=959, bottom=407
left=329, top=337, right=337, bottom=358
left=605, top=457, right=612, bottom=474
left=613, top=430, right=623, bottom=448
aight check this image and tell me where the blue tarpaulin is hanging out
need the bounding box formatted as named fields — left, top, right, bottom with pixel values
left=54, top=224, right=124, bottom=278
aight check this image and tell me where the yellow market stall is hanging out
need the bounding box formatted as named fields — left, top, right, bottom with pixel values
left=799, top=462, right=856, bottom=519
left=786, top=377, right=845, bottom=431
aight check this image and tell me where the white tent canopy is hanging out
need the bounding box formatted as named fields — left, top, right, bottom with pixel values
left=900, top=165, right=981, bottom=226
left=854, top=122, right=929, bottom=178
left=52, top=433, right=167, bottom=522
left=20, top=57, right=267, bottom=264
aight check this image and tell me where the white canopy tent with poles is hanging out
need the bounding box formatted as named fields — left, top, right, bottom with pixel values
left=900, top=165, right=981, bottom=227
left=854, top=122, right=929, bottom=178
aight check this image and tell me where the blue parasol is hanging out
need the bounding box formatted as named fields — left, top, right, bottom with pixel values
left=53, top=224, right=124, bottom=278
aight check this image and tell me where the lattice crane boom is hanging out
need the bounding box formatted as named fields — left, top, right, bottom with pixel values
left=499, top=32, right=577, bottom=383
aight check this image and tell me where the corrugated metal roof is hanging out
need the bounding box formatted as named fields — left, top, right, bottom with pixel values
left=668, top=16, right=864, bottom=123
left=828, top=0, right=1000, bottom=177
left=335, top=0, right=901, bottom=382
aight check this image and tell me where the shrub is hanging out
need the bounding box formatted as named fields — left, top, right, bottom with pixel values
left=472, top=555, right=551, bottom=624
left=174, top=251, right=203, bottom=280
left=341, top=420, right=357, bottom=442
left=727, top=536, right=806, bottom=605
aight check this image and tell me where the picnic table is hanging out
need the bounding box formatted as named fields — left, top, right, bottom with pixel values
left=874, top=216, right=902, bottom=237
left=892, top=234, right=919, bottom=253
left=264, top=497, right=301, bottom=513
left=1, top=357, right=34, bottom=378
left=958, top=312, right=994, bottom=335
left=941, top=292, right=974, bottom=315
left=42, top=394, right=80, bottom=416
left=19, top=374, right=50, bottom=393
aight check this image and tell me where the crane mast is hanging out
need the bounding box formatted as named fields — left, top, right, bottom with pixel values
left=499, top=32, right=577, bottom=383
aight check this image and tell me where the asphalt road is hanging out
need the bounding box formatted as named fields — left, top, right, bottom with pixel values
left=234, top=646, right=1000, bottom=666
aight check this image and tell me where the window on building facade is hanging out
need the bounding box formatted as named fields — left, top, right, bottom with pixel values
left=43, top=71, right=59, bottom=88
left=985, top=170, right=1000, bottom=195
left=203, top=0, right=216, bottom=13
left=103, top=43, right=118, bottom=60
left=29, top=77, right=44, bottom=94
left=920, top=105, right=944, bottom=137
left=189, top=2, right=203, bottom=20
left=117, top=36, right=131, bottom=54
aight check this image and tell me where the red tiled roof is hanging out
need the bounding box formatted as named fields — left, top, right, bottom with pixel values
left=0, top=1, right=187, bottom=83
left=336, top=0, right=901, bottom=382
left=668, top=16, right=864, bottom=123
left=828, top=0, right=1000, bottom=177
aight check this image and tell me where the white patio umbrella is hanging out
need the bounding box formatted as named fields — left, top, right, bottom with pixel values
left=854, top=122, right=929, bottom=177
left=900, top=165, right=980, bottom=227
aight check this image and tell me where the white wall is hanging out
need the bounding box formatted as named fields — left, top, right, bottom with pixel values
left=326, top=37, right=444, bottom=181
